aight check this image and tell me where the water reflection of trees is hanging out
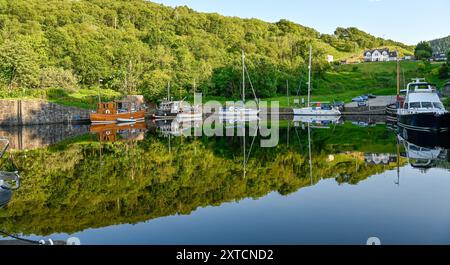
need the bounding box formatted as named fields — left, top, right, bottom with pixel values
left=0, top=126, right=404, bottom=236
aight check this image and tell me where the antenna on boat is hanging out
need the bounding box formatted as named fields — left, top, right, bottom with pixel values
left=307, top=45, right=312, bottom=108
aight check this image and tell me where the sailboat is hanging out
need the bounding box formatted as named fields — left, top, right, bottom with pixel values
left=293, top=45, right=341, bottom=116
left=219, top=50, right=260, bottom=120
left=154, top=82, right=184, bottom=119
left=176, top=80, right=203, bottom=121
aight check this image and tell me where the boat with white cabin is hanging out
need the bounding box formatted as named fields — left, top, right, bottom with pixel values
left=397, top=78, right=450, bottom=133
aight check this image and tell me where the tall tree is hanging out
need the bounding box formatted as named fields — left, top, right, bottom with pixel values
left=415, top=41, right=433, bottom=60
left=0, top=40, right=41, bottom=91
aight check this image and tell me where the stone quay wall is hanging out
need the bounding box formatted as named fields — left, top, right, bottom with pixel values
left=0, top=124, right=90, bottom=150
left=0, top=100, right=92, bottom=126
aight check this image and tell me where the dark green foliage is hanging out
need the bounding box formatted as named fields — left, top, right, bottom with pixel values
left=415, top=41, right=433, bottom=60
left=439, top=63, right=449, bottom=79
left=429, top=35, right=450, bottom=53
left=0, top=0, right=414, bottom=101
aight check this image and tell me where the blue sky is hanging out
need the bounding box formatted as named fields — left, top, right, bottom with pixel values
left=150, top=0, right=449, bottom=45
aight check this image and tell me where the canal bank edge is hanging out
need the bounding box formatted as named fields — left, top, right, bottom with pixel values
left=0, top=99, right=92, bottom=126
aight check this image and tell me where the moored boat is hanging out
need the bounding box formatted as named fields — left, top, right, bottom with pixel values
left=397, top=79, right=450, bottom=133
left=293, top=45, right=341, bottom=117
left=293, top=102, right=341, bottom=116
left=90, top=100, right=145, bottom=124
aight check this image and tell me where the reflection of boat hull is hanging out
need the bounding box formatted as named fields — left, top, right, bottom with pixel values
left=176, top=113, right=203, bottom=120
left=117, top=117, right=145, bottom=123
left=397, top=112, right=450, bottom=133
left=90, top=110, right=146, bottom=124
left=90, top=122, right=147, bottom=142
left=398, top=126, right=450, bottom=149
left=293, top=108, right=341, bottom=116
left=219, top=115, right=260, bottom=124
left=0, top=188, right=12, bottom=208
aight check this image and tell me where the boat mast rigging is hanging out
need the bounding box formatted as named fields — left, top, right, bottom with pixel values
left=307, top=45, right=312, bottom=108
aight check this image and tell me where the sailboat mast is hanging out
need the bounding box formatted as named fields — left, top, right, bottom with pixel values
left=167, top=81, right=170, bottom=101
left=396, top=51, right=400, bottom=101
left=242, top=50, right=245, bottom=104
left=307, top=45, right=312, bottom=108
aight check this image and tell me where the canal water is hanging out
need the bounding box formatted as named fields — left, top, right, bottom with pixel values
left=0, top=116, right=449, bottom=245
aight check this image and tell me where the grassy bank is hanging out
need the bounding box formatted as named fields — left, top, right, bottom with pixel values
left=1, top=61, right=447, bottom=109
left=264, top=61, right=447, bottom=107
left=0, top=88, right=122, bottom=109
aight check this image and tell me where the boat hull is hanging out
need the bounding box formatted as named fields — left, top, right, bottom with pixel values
left=90, top=110, right=145, bottom=124
left=154, top=109, right=178, bottom=118
left=293, top=115, right=341, bottom=124
left=293, top=108, right=341, bottom=116
left=397, top=112, right=450, bottom=133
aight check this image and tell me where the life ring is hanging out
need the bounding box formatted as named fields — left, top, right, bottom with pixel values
left=105, top=110, right=111, bottom=114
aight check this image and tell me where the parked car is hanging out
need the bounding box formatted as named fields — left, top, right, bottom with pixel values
left=358, top=101, right=368, bottom=107
left=367, top=94, right=377, bottom=99
left=332, top=101, right=345, bottom=108
left=352, top=96, right=365, bottom=102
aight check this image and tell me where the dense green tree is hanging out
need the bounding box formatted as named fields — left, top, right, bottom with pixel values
left=0, top=39, right=41, bottom=91
left=439, top=63, right=449, bottom=79
left=415, top=41, right=433, bottom=60
left=447, top=49, right=450, bottom=65
left=0, top=0, right=414, bottom=101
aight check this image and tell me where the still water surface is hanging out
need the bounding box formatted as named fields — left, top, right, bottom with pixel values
left=0, top=117, right=449, bottom=245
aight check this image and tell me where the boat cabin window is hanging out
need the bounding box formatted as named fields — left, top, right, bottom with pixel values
left=433, top=102, right=444, bottom=109
left=421, top=102, right=433, bottom=108
left=409, top=102, right=421, bottom=108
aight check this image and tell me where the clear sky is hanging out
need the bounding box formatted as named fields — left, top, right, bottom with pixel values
left=150, top=0, right=449, bottom=45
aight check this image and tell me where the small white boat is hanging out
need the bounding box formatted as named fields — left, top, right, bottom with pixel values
left=293, top=103, right=341, bottom=116
left=293, top=115, right=341, bottom=124
left=293, top=45, right=341, bottom=117
left=219, top=50, right=260, bottom=119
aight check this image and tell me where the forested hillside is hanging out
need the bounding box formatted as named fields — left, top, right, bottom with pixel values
left=0, top=0, right=414, bottom=101
left=430, top=36, right=450, bottom=53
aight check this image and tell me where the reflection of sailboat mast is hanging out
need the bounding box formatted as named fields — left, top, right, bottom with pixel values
left=243, top=125, right=246, bottom=178
left=308, top=123, right=313, bottom=185
left=395, top=140, right=400, bottom=186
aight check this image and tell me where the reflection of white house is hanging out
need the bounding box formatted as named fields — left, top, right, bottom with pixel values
left=364, top=153, right=397, bottom=165
left=364, top=49, right=397, bottom=62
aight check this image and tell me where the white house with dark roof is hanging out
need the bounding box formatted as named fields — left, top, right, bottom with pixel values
left=364, top=48, right=397, bottom=62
